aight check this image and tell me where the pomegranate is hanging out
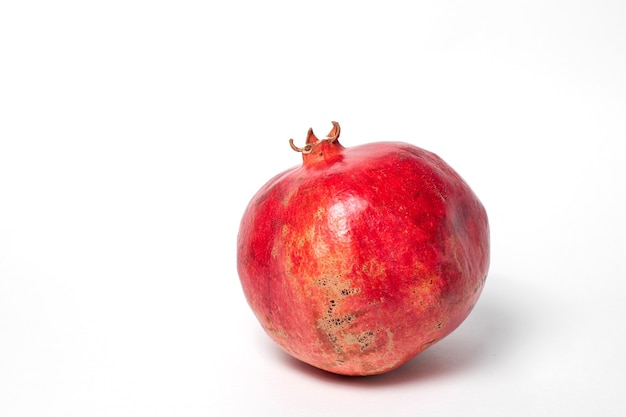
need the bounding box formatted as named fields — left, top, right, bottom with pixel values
left=237, top=122, right=489, bottom=376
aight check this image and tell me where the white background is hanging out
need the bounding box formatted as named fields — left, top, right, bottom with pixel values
left=1, top=1, right=625, bottom=416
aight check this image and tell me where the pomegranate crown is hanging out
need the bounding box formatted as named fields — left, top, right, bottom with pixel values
left=289, top=121, right=341, bottom=154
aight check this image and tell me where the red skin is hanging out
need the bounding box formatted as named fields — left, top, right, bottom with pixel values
left=237, top=123, right=489, bottom=376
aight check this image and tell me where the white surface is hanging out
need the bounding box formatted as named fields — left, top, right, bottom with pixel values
left=1, top=1, right=625, bottom=416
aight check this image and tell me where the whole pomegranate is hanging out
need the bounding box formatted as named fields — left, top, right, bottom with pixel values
left=237, top=122, right=489, bottom=376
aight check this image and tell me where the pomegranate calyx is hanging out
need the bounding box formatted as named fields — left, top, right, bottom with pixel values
left=289, top=121, right=341, bottom=154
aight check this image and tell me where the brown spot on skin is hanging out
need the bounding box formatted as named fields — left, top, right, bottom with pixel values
left=423, top=338, right=438, bottom=347
left=385, top=329, right=395, bottom=353
left=282, top=188, right=298, bottom=207
left=344, top=330, right=377, bottom=352
left=361, top=259, right=386, bottom=279
left=315, top=275, right=359, bottom=298
left=341, top=288, right=360, bottom=297
left=448, top=235, right=464, bottom=273
left=263, top=315, right=289, bottom=339
left=314, top=206, right=325, bottom=221
left=315, top=275, right=365, bottom=355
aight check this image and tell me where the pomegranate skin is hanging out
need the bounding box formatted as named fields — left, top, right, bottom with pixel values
left=237, top=123, right=489, bottom=376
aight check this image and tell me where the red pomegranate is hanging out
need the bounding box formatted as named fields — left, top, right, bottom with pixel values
left=237, top=122, right=489, bottom=376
